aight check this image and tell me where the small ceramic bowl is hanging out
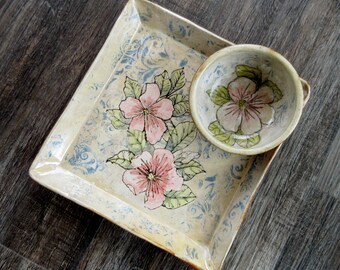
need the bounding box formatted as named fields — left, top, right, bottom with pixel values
left=190, top=44, right=309, bottom=155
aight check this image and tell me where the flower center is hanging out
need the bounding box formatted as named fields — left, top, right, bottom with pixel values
left=238, top=99, right=247, bottom=108
left=143, top=108, right=149, bottom=115
left=148, top=172, right=155, bottom=181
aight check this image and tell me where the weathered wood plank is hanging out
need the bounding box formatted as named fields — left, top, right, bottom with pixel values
left=0, top=244, right=45, bottom=270
left=76, top=220, right=191, bottom=270
left=0, top=0, right=339, bottom=269
left=317, top=129, right=340, bottom=197
left=275, top=188, right=340, bottom=270
left=0, top=0, right=127, bottom=269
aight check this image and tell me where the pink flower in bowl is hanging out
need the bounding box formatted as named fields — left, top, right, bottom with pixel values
left=122, top=149, right=183, bottom=209
left=120, top=83, right=174, bottom=144
left=217, top=77, right=275, bottom=135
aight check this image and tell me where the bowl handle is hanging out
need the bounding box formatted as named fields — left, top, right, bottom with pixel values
left=300, top=78, right=310, bottom=106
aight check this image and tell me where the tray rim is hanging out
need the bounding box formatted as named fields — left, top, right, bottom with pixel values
left=28, top=0, right=304, bottom=269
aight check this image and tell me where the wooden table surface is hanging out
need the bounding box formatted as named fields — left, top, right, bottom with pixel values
left=1, top=0, right=339, bottom=269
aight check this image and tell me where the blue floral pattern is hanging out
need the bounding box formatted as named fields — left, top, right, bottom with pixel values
left=68, top=144, right=105, bottom=174
left=30, top=1, right=284, bottom=269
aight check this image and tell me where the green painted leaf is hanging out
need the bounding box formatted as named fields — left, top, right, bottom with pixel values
left=155, top=70, right=172, bottom=97
left=166, top=122, right=197, bottom=152
left=235, top=65, right=262, bottom=84
left=208, top=121, right=222, bottom=134
left=235, top=129, right=244, bottom=135
left=170, top=68, right=186, bottom=92
left=163, top=184, right=196, bottom=209
left=123, top=77, right=142, bottom=98
left=208, top=121, right=235, bottom=146
left=207, top=85, right=230, bottom=105
left=107, top=109, right=130, bottom=129
left=127, top=130, right=148, bottom=154
left=236, top=134, right=261, bottom=148
left=175, top=160, right=205, bottom=181
left=262, top=80, right=283, bottom=102
left=170, top=94, right=190, bottom=116
left=162, top=127, right=174, bottom=142
left=107, top=150, right=135, bottom=169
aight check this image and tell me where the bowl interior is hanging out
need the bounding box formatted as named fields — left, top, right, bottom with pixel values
left=191, top=45, right=303, bottom=155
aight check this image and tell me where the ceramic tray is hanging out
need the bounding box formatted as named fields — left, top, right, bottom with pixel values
left=29, top=0, right=308, bottom=269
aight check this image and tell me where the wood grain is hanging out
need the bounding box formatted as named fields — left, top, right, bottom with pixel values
left=0, top=244, right=44, bottom=270
left=0, top=0, right=339, bottom=269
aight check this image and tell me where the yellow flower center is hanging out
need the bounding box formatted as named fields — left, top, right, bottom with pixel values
left=148, top=172, right=155, bottom=181
left=238, top=99, right=247, bottom=108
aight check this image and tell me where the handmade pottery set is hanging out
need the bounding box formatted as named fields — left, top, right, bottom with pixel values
left=29, top=0, right=309, bottom=269
left=191, top=44, right=308, bottom=155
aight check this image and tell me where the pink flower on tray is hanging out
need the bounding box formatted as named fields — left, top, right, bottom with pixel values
left=120, top=83, right=174, bottom=144
left=122, top=149, right=183, bottom=209
left=217, top=77, right=275, bottom=135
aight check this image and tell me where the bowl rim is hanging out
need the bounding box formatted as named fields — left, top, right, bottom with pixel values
left=190, top=44, right=304, bottom=155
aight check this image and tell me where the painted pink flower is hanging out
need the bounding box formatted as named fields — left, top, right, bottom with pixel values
left=122, top=149, right=183, bottom=209
left=120, top=83, right=174, bottom=144
left=217, top=77, right=275, bottom=135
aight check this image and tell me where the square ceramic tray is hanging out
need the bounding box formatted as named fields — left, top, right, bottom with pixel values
left=29, top=0, right=307, bottom=269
